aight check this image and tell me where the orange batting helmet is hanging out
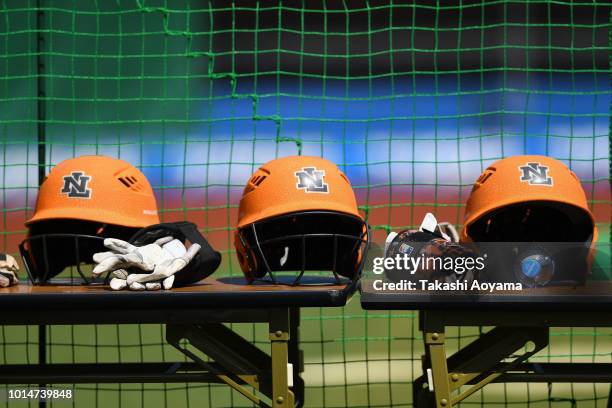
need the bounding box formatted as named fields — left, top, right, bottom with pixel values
left=234, top=156, right=369, bottom=284
left=21, top=156, right=160, bottom=283
left=461, top=155, right=596, bottom=244
left=460, top=155, right=597, bottom=286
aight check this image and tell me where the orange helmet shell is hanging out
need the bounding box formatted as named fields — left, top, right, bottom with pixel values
left=235, top=156, right=367, bottom=281
left=461, top=155, right=597, bottom=243
left=237, top=156, right=362, bottom=228
left=27, top=156, right=160, bottom=228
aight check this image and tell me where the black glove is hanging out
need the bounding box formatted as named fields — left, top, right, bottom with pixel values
left=128, top=221, right=222, bottom=287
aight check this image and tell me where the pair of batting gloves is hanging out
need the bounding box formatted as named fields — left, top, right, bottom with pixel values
left=93, top=237, right=201, bottom=291
left=92, top=221, right=222, bottom=291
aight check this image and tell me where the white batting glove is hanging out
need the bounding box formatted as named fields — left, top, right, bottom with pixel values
left=94, top=237, right=200, bottom=291
left=419, top=213, right=459, bottom=242
left=0, top=254, right=19, bottom=287
left=108, top=270, right=165, bottom=291
left=125, top=243, right=200, bottom=290
left=437, top=222, right=459, bottom=243
left=92, top=236, right=175, bottom=278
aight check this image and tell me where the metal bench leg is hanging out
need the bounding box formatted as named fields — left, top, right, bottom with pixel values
left=270, top=309, right=295, bottom=408
left=289, top=308, right=304, bottom=408
left=167, top=323, right=267, bottom=406
left=421, top=326, right=548, bottom=407
left=425, top=331, right=452, bottom=408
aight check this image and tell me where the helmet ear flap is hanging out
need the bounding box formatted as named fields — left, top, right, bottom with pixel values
left=234, top=229, right=259, bottom=281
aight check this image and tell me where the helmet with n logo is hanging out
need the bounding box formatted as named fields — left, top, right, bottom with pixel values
left=460, top=155, right=597, bottom=286
left=21, top=156, right=160, bottom=284
left=27, top=155, right=159, bottom=227
left=234, top=156, right=369, bottom=284
left=461, top=155, right=596, bottom=243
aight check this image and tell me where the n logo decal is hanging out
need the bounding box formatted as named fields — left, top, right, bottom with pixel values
left=519, top=162, right=553, bottom=186
left=295, top=167, right=329, bottom=193
left=61, top=172, right=92, bottom=198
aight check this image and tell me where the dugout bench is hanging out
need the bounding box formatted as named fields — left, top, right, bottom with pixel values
left=360, top=279, right=612, bottom=408
left=0, top=276, right=358, bottom=408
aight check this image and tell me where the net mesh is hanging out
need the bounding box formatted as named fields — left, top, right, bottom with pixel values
left=1, top=0, right=611, bottom=407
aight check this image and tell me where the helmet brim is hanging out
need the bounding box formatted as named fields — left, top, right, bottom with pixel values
left=237, top=200, right=362, bottom=228
left=462, top=197, right=597, bottom=243
left=26, top=206, right=159, bottom=228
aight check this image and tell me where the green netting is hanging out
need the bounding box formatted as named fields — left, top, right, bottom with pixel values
left=0, top=1, right=611, bottom=407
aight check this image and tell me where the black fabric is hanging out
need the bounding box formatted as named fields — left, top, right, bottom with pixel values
left=129, top=221, right=221, bottom=286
